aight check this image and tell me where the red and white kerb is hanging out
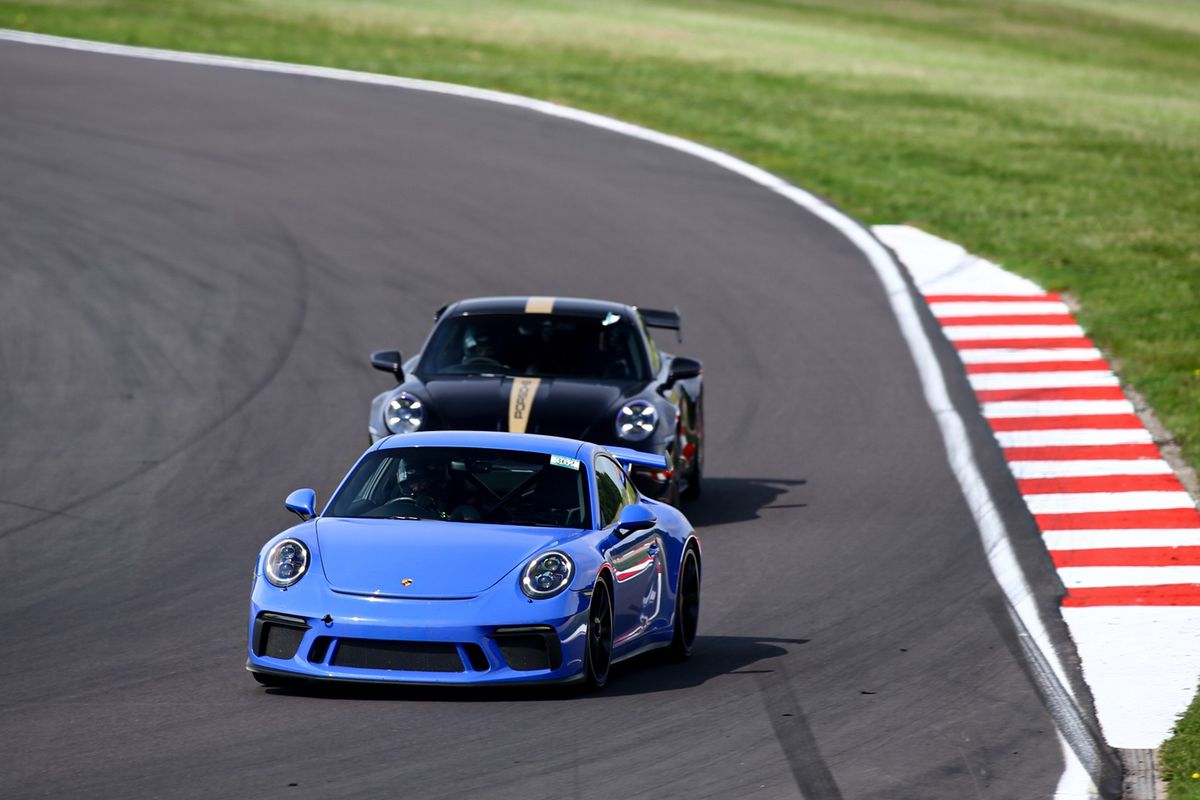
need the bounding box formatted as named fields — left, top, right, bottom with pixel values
left=925, top=292, right=1200, bottom=607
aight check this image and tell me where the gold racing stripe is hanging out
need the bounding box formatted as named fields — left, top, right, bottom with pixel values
left=508, top=377, right=541, bottom=433
left=524, top=296, right=555, bottom=314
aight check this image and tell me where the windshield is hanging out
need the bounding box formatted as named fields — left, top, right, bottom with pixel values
left=417, top=313, right=648, bottom=381
left=325, top=447, right=592, bottom=528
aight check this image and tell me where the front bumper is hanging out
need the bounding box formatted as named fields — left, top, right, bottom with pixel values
left=247, top=579, right=592, bottom=685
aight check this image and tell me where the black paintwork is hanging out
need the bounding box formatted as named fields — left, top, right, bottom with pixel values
left=368, top=296, right=704, bottom=501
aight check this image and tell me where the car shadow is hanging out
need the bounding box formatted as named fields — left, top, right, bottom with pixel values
left=258, top=635, right=808, bottom=703
left=683, top=477, right=808, bottom=527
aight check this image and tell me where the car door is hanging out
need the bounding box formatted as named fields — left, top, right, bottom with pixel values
left=596, top=456, right=662, bottom=648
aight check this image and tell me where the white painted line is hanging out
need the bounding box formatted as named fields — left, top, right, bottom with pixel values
left=969, top=371, right=1118, bottom=391
left=1058, top=566, right=1200, bottom=588
left=983, top=400, right=1135, bottom=418
left=995, top=429, right=1153, bottom=448
left=1063, top=606, right=1200, bottom=748
left=885, top=225, right=1193, bottom=759
left=943, top=324, right=1085, bottom=341
left=874, top=224, right=1047, bottom=296
left=1045, top=529, right=1200, bottom=550
left=876, top=225, right=1103, bottom=792
left=0, top=32, right=1101, bottom=797
left=1025, top=491, right=1196, bottom=515
left=962, top=348, right=1103, bottom=365
left=1009, top=460, right=1174, bottom=479
left=930, top=301, right=1071, bottom=317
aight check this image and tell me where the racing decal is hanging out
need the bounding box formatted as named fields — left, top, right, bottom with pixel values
left=550, top=454, right=581, bottom=471
left=524, top=296, right=555, bottom=314
left=507, top=377, right=541, bottom=433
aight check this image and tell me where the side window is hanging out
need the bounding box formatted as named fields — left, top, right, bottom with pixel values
left=622, top=468, right=640, bottom=505
left=595, top=456, right=629, bottom=528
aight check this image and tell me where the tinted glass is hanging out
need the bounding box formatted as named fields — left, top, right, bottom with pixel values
left=326, top=447, right=591, bottom=528
left=595, top=456, right=628, bottom=528
left=418, top=314, right=648, bottom=381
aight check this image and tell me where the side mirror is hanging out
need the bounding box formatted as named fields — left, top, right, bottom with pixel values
left=667, top=356, right=701, bottom=385
left=371, top=350, right=405, bottom=382
left=285, top=488, right=317, bottom=521
left=615, top=504, right=656, bottom=536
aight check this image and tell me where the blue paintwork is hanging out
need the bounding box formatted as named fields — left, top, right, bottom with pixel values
left=284, top=488, right=316, bottom=520
left=607, top=446, right=668, bottom=471
left=248, top=430, right=699, bottom=685
left=615, top=503, right=657, bottom=534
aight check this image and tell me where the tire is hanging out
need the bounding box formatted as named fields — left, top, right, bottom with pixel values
left=669, top=547, right=701, bottom=660
left=665, top=473, right=682, bottom=507
left=252, top=671, right=307, bottom=690
left=681, top=446, right=702, bottom=501
left=583, top=578, right=614, bottom=690
left=681, top=401, right=704, bottom=501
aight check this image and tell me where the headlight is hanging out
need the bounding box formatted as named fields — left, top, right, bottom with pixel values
left=521, top=551, right=574, bottom=599
left=615, top=400, right=658, bottom=442
left=265, top=538, right=309, bottom=588
left=385, top=392, right=424, bottom=434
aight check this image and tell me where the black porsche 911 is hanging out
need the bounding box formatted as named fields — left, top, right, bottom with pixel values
left=367, top=296, right=703, bottom=503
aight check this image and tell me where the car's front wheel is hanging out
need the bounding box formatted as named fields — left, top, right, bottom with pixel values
left=583, top=578, right=614, bottom=690
left=669, top=547, right=701, bottom=660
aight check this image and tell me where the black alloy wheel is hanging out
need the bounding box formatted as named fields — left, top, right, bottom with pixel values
left=669, top=548, right=700, bottom=660
left=681, top=403, right=704, bottom=501
left=666, top=472, right=682, bottom=507
left=584, top=579, right=614, bottom=689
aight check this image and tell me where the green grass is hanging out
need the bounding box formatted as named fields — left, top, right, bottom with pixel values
left=3, top=0, right=1200, bottom=787
left=1164, top=687, right=1200, bottom=799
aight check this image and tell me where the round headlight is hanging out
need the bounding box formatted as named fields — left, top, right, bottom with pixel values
left=521, top=551, right=574, bottom=599
left=615, top=400, right=658, bottom=442
left=385, top=392, right=424, bottom=434
left=265, top=538, right=309, bottom=588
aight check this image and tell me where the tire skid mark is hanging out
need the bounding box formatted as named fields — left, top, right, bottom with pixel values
left=756, top=668, right=845, bottom=800
left=0, top=218, right=311, bottom=541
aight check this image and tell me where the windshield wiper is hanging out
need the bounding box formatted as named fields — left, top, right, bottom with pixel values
left=387, top=515, right=424, bottom=521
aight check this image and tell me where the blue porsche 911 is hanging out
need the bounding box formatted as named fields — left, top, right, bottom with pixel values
left=248, top=431, right=701, bottom=689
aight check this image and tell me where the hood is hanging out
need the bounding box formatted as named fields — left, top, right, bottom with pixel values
left=315, top=517, right=572, bottom=598
left=421, top=377, right=637, bottom=439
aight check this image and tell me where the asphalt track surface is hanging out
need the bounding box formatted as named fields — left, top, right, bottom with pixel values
left=0, top=40, right=1104, bottom=799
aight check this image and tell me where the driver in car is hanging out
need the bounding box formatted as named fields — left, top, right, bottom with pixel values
left=393, top=459, right=448, bottom=519
left=461, top=327, right=503, bottom=367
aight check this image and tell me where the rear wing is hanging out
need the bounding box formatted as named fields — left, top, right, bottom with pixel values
left=608, top=447, right=668, bottom=471
left=638, top=306, right=682, bottom=343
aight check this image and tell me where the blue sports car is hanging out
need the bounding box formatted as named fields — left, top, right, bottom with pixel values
left=248, top=431, right=701, bottom=689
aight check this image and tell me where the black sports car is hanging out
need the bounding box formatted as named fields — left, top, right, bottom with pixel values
left=367, top=297, right=703, bottom=503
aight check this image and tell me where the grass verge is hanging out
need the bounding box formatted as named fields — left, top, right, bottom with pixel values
left=2, top=0, right=1199, bottom=789
left=1164, top=690, right=1200, bottom=799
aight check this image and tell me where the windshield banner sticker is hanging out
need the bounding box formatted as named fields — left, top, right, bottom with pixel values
left=549, top=455, right=582, bottom=471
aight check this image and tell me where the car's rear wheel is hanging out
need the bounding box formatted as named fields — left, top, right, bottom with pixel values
left=681, top=447, right=703, bottom=501
left=681, top=402, right=704, bottom=501
left=669, top=548, right=701, bottom=660
left=665, top=472, right=682, bottom=507
left=583, top=578, right=613, bottom=690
